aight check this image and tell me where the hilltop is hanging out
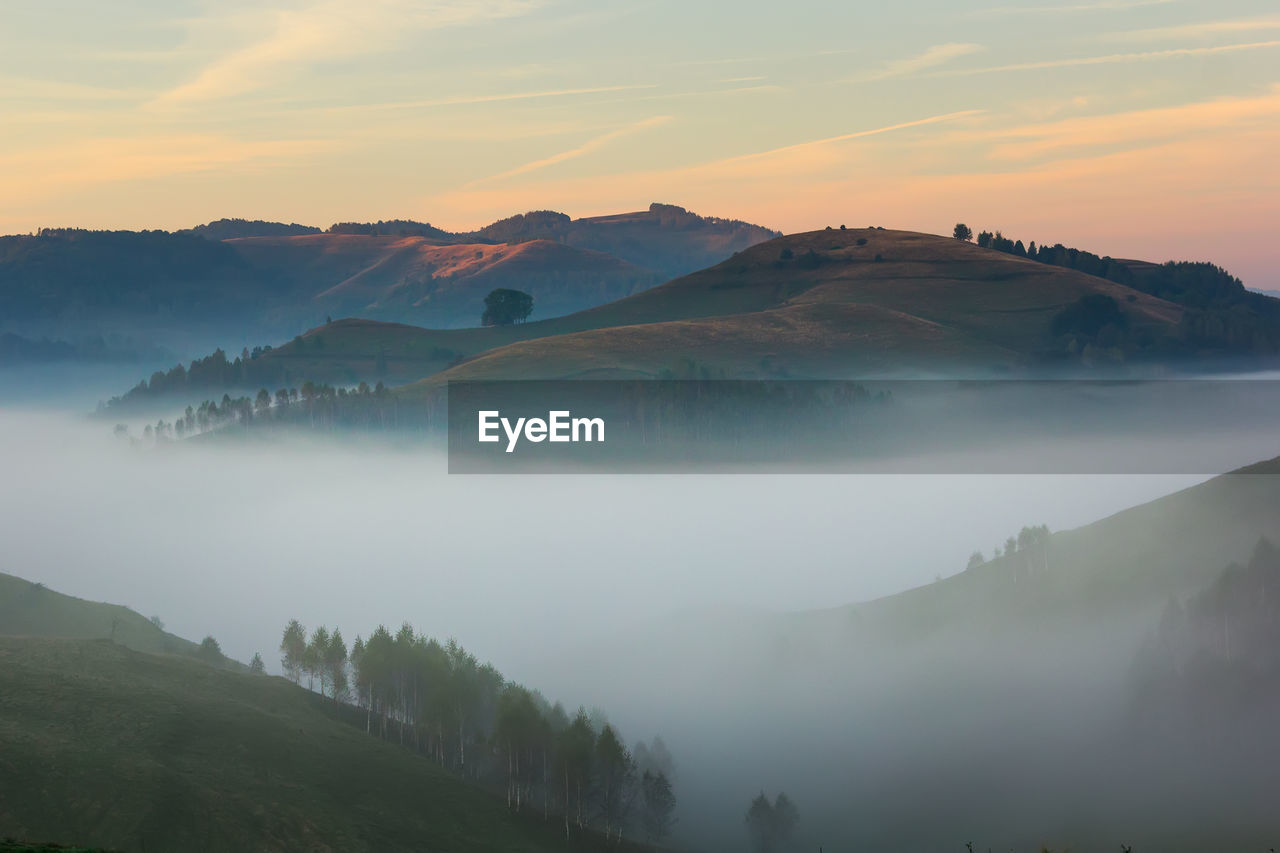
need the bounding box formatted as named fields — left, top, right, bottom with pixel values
left=0, top=571, right=240, bottom=669
left=399, top=227, right=1186, bottom=386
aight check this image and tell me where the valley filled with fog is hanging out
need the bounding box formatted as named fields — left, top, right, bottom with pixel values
left=6, top=376, right=1280, bottom=849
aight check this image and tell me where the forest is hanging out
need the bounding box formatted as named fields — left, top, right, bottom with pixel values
left=276, top=618, right=680, bottom=846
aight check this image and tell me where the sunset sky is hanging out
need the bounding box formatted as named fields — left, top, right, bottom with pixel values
left=3, top=0, right=1277, bottom=286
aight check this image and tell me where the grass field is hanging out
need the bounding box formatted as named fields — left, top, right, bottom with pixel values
left=0, top=637, right=636, bottom=853
left=0, top=572, right=234, bottom=668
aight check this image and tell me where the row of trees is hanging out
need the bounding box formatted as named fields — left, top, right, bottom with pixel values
left=113, top=380, right=414, bottom=444
left=278, top=620, right=678, bottom=845
left=966, top=524, right=1052, bottom=577
left=957, top=223, right=1280, bottom=354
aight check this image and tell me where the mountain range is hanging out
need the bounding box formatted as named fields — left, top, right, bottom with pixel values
left=0, top=204, right=778, bottom=355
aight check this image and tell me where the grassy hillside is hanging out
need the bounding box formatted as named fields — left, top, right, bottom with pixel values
left=246, top=226, right=1184, bottom=393
left=389, top=227, right=1185, bottom=387
left=228, top=234, right=662, bottom=329
left=0, top=571, right=236, bottom=668
left=0, top=638, right=629, bottom=853
left=804, top=455, right=1280, bottom=650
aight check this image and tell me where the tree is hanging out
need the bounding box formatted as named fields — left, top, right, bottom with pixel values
left=280, top=619, right=307, bottom=683
left=307, top=626, right=331, bottom=694
left=595, top=724, right=635, bottom=841
left=199, top=635, right=223, bottom=663
left=557, top=709, right=596, bottom=834
left=149, top=614, right=164, bottom=631
left=250, top=652, right=265, bottom=674
left=641, top=770, right=677, bottom=843
left=772, top=792, right=799, bottom=845
left=326, top=628, right=349, bottom=702
left=966, top=551, right=985, bottom=570
left=953, top=222, right=973, bottom=241
left=745, top=793, right=775, bottom=852
left=481, top=288, right=533, bottom=326
left=745, top=791, right=799, bottom=852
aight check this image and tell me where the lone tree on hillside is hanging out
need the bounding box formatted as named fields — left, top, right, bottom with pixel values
left=199, top=635, right=223, bottom=663
left=481, top=288, right=534, bottom=326
left=953, top=222, right=973, bottom=241
left=250, top=652, right=265, bottom=674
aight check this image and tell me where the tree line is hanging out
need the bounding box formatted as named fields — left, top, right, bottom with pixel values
left=278, top=619, right=678, bottom=846
left=113, top=379, right=422, bottom=444
left=954, top=223, right=1280, bottom=355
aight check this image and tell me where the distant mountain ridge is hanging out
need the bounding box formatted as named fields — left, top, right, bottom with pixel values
left=0, top=204, right=778, bottom=353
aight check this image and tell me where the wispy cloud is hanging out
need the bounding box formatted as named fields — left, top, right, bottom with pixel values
left=963, top=85, right=1280, bottom=161
left=476, top=116, right=673, bottom=183
left=152, top=0, right=540, bottom=106
left=628, top=85, right=786, bottom=102
left=715, top=110, right=986, bottom=167
left=303, top=84, right=659, bottom=115
left=971, top=0, right=1172, bottom=16
left=925, top=40, right=1280, bottom=77
left=1104, top=15, right=1280, bottom=42
left=859, top=43, right=985, bottom=81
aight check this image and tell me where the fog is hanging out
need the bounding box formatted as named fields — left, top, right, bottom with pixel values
left=3, top=388, right=1279, bottom=850
left=0, top=408, right=1201, bottom=665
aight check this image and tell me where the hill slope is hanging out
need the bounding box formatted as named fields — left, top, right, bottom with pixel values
left=0, top=571, right=236, bottom=667
left=789, top=456, right=1280, bottom=655
left=2, top=204, right=774, bottom=352
left=0, top=638, right=623, bottom=853
left=394, top=227, right=1185, bottom=386
left=228, top=234, right=662, bottom=329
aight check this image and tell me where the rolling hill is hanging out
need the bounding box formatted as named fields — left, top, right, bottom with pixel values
left=0, top=637, right=630, bottom=853
left=470, top=203, right=780, bottom=280
left=0, top=570, right=238, bottom=668
left=107, top=226, right=1280, bottom=410
left=835, top=454, right=1280, bottom=646
left=227, top=234, right=662, bottom=329
left=1, top=204, right=775, bottom=357
left=394, top=227, right=1186, bottom=387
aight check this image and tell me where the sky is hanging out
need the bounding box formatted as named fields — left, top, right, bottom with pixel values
left=2, top=0, right=1277, bottom=286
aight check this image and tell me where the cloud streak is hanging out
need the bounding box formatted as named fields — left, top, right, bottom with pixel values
left=925, top=40, right=1280, bottom=77
left=476, top=116, right=673, bottom=183
left=1104, top=16, right=1280, bottom=42
left=971, top=0, right=1172, bottom=15
left=715, top=110, right=986, bottom=166
left=860, top=43, right=986, bottom=81
left=152, top=0, right=540, bottom=106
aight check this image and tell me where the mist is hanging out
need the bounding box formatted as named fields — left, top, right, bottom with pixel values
left=3, top=393, right=1278, bottom=849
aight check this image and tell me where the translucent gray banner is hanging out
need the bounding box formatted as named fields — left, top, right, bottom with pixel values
left=446, top=380, right=1280, bottom=474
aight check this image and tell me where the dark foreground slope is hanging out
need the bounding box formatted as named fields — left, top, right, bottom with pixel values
left=0, top=638, right=626, bottom=853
